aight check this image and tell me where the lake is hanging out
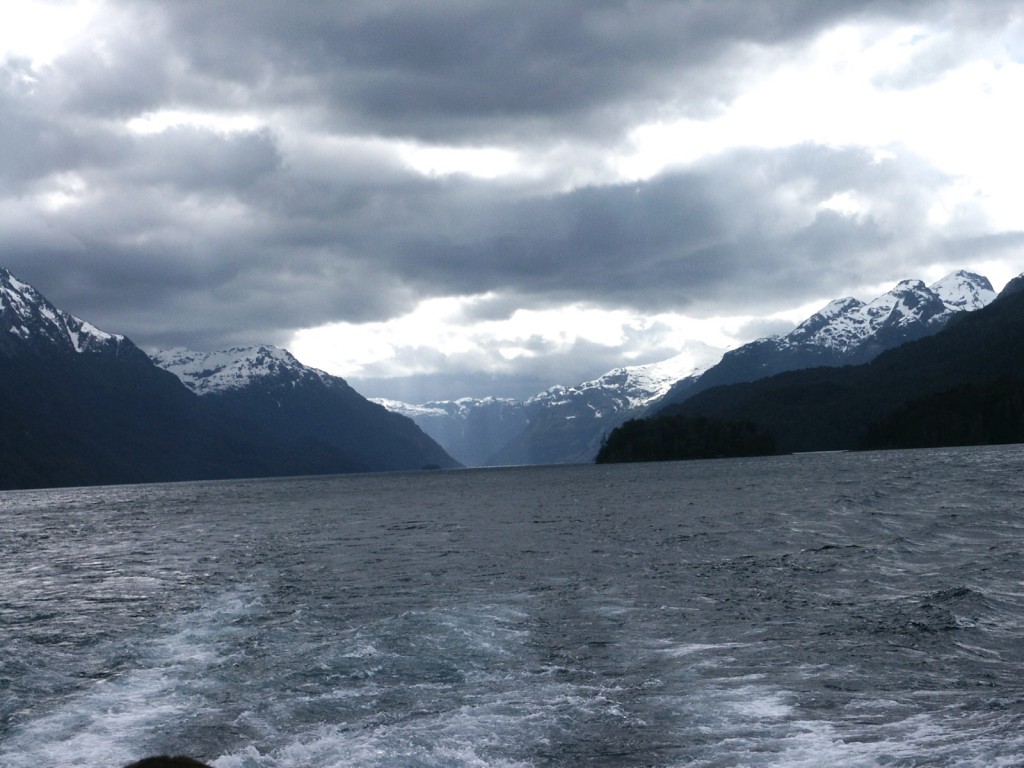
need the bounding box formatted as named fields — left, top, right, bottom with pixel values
left=2, top=445, right=1023, bottom=766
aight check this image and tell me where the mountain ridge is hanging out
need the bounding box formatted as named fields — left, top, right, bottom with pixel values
left=375, top=347, right=718, bottom=466
left=0, top=264, right=1003, bottom=487
left=151, top=345, right=461, bottom=473
left=0, top=269, right=458, bottom=489
left=0, top=267, right=135, bottom=358
left=152, top=345, right=332, bottom=395
left=656, top=270, right=994, bottom=407
left=655, top=271, right=1024, bottom=454
left=378, top=271, right=994, bottom=466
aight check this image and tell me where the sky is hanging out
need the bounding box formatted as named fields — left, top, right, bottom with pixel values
left=1, top=1, right=1022, bottom=402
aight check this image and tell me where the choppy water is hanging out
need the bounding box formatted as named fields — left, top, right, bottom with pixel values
left=2, top=445, right=1023, bottom=767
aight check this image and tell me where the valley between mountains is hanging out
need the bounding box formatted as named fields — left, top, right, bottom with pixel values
left=379, top=270, right=999, bottom=466
left=1, top=265, right=1019, bottom=490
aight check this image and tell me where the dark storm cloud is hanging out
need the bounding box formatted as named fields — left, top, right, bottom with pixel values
left=119, top=126, right=282, bottom=191
left=381, top=145, right=945, bottom=314
left=1, top=0, right=1021, bottom=356
left=132, top=0, right=958, bottom=142
left=0, top=59, right=121, bottom=184
left=0, top=129, right=994, bottom=352
left=55, top=23, right=172, bottom=118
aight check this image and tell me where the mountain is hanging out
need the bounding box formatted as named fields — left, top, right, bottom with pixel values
left=153, top=346, right=459, bottom=473
left=382, top=271, right=992, bottom=467
left=377, top=396, right=531, bottom=468
left=655, top=273, right=1024, bottom=454
left=487, top=351, right=713, bottom=465
left=0, top=268, right=457, bottom=490
left=377, top=349, right=717, bottom=466
left=657, top=270, right=995, bottom=407
left=0, top=267, right=135, bottom=358
left=0, top=267, right=271, bottom=489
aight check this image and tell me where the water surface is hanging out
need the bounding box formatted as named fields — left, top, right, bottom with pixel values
left=2, top=446, right=1023, bottom=766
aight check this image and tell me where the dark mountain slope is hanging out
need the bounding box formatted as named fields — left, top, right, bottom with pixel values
left=659, top=275, right=1024, bottom=453
left=595, top=414, right=776, bottom=463
left=859, top=378, right=1024, bottom=450
left=0, top=267, right=277, bottom=488
left=201, top=374, right=459, bottom=473
left=0, top=337, right=274, bottom=489
left=0, top=269, right=458, bottom=489
left=657, top=271, right=994, bottom=408
left=152, top=347, right=460, bottom=473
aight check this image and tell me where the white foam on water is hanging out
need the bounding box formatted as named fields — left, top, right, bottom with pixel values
left=209, top=599, right=649, bottom=768
left=214, top=709, right=539, bottom=768
left=725, top=687, right=794, bottom=720
left=628, top=638, right=1024, bottom=768
left=213, top=676, right=650, bottom=768
left=8, top=583, right=1022, bottom=768
left=657, top=641, right=751, bottom=658
left=659, top=679, right=1024, bottom=768
left=0, top=589, right=260, bottom=768
left=212, top=682, right=1024, bottom=768
left=708, top=710, right=1024, bottom=768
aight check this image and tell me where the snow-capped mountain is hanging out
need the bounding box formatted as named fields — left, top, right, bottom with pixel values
left=377, top=396, right=532, bottom=468
left=152, top=345, right=330, bottom=395
left=658, top=271, right=1024, bottom=454
left=376, top=345, right=722, bottom=467
left=0, top=267, right=263, bottom=489
left=0, top=267, right=129, bottom=356
left=380, top=270, right=995, bottom=466
left=489, top=349, right=720, bottom=466
left=153, top=345, right=460, bottom=472
left=0, top=266, right=458, bottom=489
left=532, top=349, right=717, bottom=414
left=658, top=270, right=995, bottom=408
left=931, top=270, right=998, bottom=311
left=784, top=272, right=994, bottom=353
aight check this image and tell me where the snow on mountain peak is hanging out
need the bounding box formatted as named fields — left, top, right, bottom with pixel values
left=930, top=270, right=995, bottom=311
left=860, top=279, right=941, bottom=329
left=595, top=348, right=723, bottom=407
left=783, top=271, right=994, bottom=354
left=786, top=296, right=865, bottom=344
left=0, top=267, right=123, bottom=353
left=515, top=344, right=725, bottom=414
left=152, top=344, right=329, bottom=395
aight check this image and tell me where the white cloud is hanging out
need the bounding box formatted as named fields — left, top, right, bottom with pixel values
left=614, top=15, right=1024, bottom=239
left=290, top=296, right=651, bottom=379
left=3, top=1, right=1022, bottom=403
left=287, top=291, right=823, bottom=393
left=0, top=0, right=103, bottom=66
left=126, top=109, right=266, bottom=136
left=395, top=142, right=522, bottom=180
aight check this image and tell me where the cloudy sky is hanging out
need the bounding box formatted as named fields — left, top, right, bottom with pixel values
left=2, top=1, right=1022, bottom=401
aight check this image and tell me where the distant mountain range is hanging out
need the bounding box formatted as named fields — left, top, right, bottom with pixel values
left=377, top=350, right=712, bottom=466
left=0, top=268, right=457, bottom=490
left=1, top=263, right=1009, bottom=490
left=151, top=346, right=458, bottom=473
left=657, top=270, right=994, bottom=406
left=380, top=271, right=995, bottom=466
left=652, top=273, right=1024, bottom=454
